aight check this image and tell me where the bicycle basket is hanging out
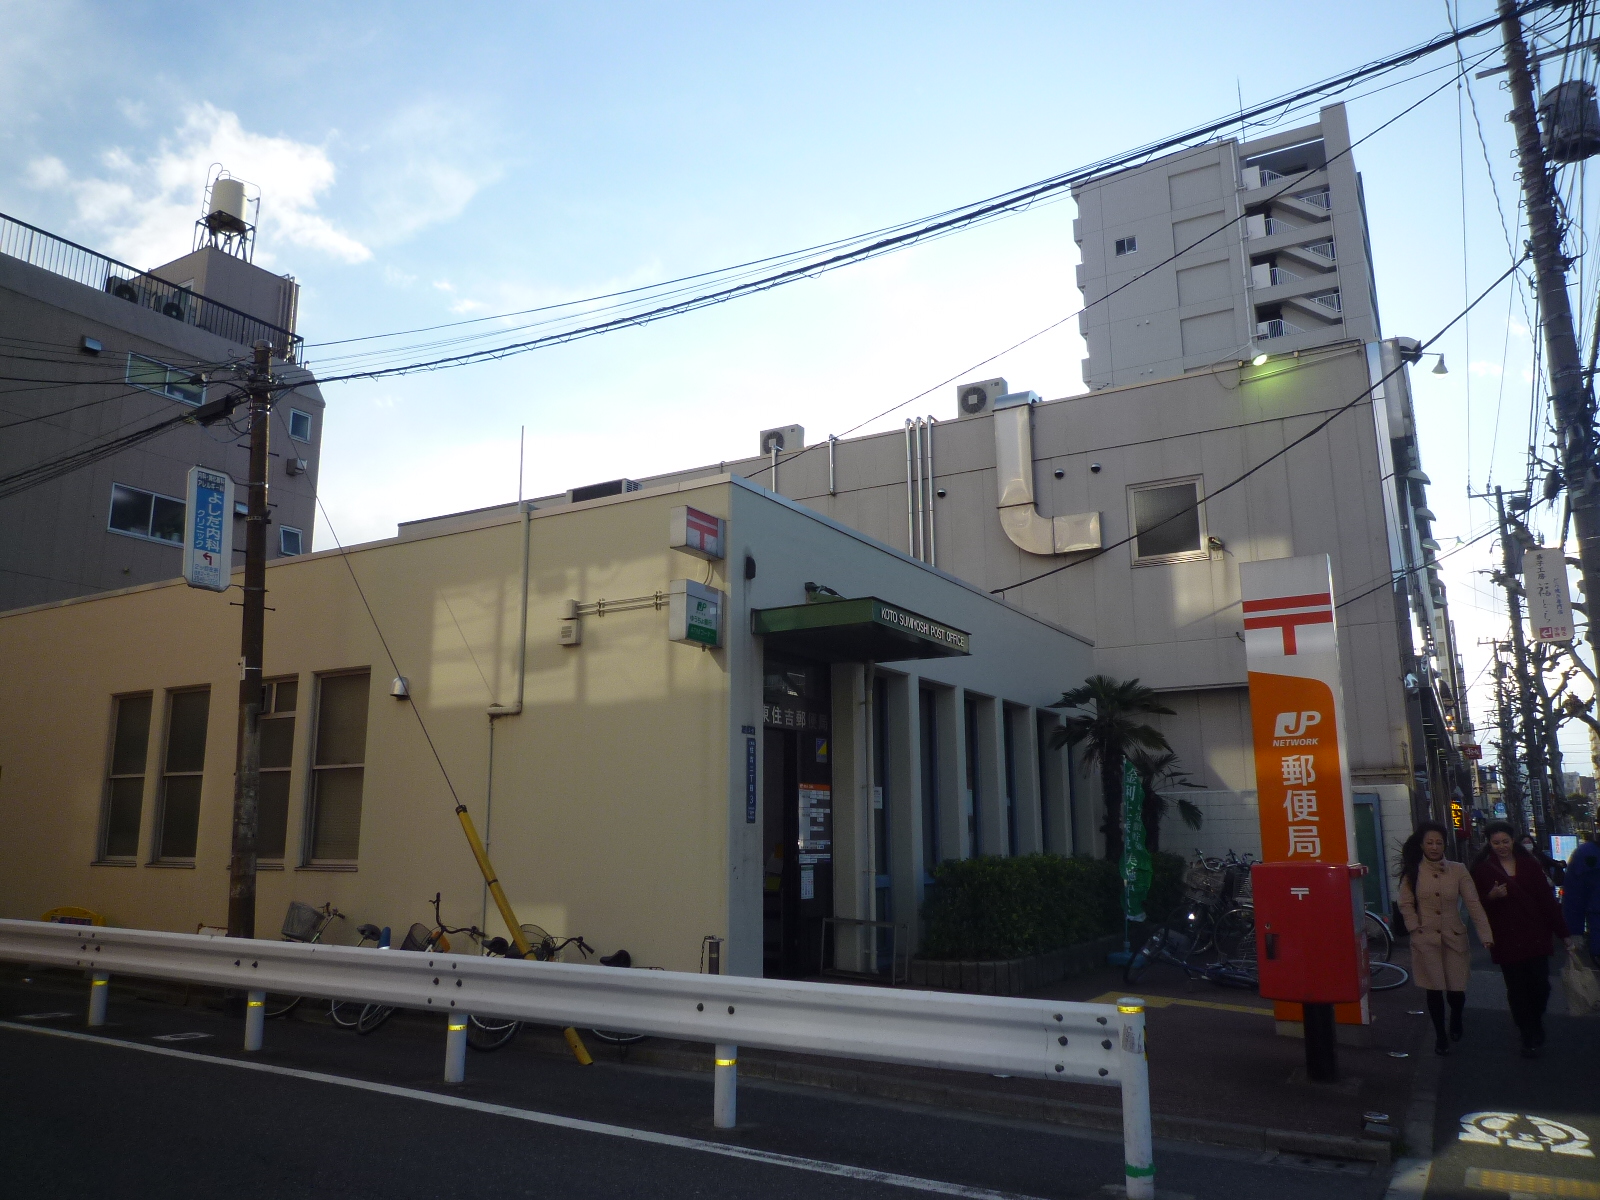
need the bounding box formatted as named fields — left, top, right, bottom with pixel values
left=280, top=901, right=323, bottom=942
left=399, top=922, right=434, bottom=952
left=1183, top=862, right=1226, bottom=900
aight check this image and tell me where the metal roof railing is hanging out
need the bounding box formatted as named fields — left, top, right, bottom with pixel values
left=0, top=211, right=301, bottom=362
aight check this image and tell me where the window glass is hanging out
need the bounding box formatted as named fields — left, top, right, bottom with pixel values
left=310, top=672, right=369, bottom=862
left=108, top=483, right=184, bottom=544
left=1132, top=482, right=1203, bottom=559
left=150, top=495, right=186, bottom=543
left=126, top=353, right=204, bottom=405
left=288, top=409, right=312, bottom=442
left=102, top=694, right=151, bottom=859
left=156, top=689, right=210, bottom=859
left=256, top=678, right=297, bottom=861
left=274, top=679, right=298, bottom=713
left=1115, top=236, right=1138, bottom=256
left=965, top=697, right=981, bottom=857
left=280, top=527, right=303, bottom=556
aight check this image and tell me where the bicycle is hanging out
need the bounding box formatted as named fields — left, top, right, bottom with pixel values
left=1125, top=851, right=1256, bottom=986
left=467, top=923, right=612, bottom=1051
left=264, top=901, right=345, bottom=1019
left=355, top=897, right=463, bottom=1036
left=1364, top=908, right=1409, bottom=991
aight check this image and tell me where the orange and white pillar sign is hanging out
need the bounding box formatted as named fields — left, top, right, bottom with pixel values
left=1241, top=554, right=1370, bottom=1028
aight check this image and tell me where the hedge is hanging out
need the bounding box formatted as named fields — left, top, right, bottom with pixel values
left=919, top=851, right=1187, bottom=961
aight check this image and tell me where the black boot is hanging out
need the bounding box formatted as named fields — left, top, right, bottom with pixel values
left=1448, top=991, right=1465, bottom=1042
left=1426, top=990, right=1449, bottom=1054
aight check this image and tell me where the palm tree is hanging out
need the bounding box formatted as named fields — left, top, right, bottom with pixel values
left=1048, top=675, right=1174, bottom=862
left=1126, top=747, right=1205, bottom=853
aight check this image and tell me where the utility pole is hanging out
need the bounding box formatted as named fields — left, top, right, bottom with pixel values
left=1496, top=487, right=1551, bottom=840
left=1493, top=644, right=1528, bottom=828
left=1499, top=1, right=1600, bottom=653
left=227, top=340, right=272, bottom=938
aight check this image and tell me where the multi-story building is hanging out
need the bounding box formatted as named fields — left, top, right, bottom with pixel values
left=0, top=207, right=324, bottom=612
left=1071, top=104, right=1381, bottom=390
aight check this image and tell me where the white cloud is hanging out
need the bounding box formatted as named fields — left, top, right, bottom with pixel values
left=25, top=102, right=369, bottom=267
left=352, top=100, right=501, bottom=248
left=1469, top=361, right=1503, bottom=378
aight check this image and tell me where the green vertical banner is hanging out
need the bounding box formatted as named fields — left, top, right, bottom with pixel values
left=1122, top=759, right=1152, bottom=922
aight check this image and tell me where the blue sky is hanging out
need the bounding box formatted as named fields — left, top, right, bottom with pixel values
left=3, top=1, right=1593, bottom=769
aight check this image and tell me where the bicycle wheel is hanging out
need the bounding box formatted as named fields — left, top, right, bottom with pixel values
left=1369, top=960, right=1409, bottom=991
left=1214, top=906, right=1257, bottom=966
left=264, top=994, right=302, bottom=1019
left=356, top=1003, right=397, bottom=1035
left=467, top=1016, right=520, bottom=1051
left=1364, top=911, right=1394, bottom=964
left=327, top=999, right=361, bottom=1028
left=1124, top=927, right=1167, bottom=985
left=589, top=1028, right=647, bottom=1046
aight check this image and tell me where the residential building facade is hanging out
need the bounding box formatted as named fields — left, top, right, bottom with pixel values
left=0, top=212, right=324, bottom=612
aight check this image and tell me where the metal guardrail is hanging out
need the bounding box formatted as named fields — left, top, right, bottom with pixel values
left=0, top=918, right=1156, bottom=1196
left=0, top=212, right=301, bottom=361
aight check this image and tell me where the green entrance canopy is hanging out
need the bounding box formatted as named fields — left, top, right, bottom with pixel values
left=751, top=597, right=971, bottom=663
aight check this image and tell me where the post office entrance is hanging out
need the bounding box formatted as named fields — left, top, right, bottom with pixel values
left=762, top=652, right=833, bottom=978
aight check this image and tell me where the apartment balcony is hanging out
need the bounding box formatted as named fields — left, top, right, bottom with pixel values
left=1277, top=237, right=1338, bottom=273
left=1275, top=189, right=1334, bottom=222
left=1256, top=318, right=1308, bottom=339
left=1283, top=289, right=1343, bottom=326
left=1240, top=164, right=1329, bottom=201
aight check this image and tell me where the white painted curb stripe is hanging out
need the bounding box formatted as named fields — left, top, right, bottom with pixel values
left=1, top=1020, right=1051, bottom=1200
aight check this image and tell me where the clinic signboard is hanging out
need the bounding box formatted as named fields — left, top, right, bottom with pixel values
left=182, top=466, right=234, bottom=593
left=1241, top=554, right=1368, bottom=1027
left=1526, top=547, right=1574, bottom=642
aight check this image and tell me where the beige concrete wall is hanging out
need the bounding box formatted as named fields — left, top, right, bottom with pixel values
left=0, top=480, right=735, bottom=972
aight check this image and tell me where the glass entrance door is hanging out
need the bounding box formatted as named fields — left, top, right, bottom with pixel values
left=762, top=653, right=833, bottom=978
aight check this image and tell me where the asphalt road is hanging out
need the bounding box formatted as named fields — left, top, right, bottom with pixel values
left=0, top=971, right=1391, bottom=1200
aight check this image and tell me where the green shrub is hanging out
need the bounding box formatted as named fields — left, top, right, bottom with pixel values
left=919, top=850, right=1188, bottom=961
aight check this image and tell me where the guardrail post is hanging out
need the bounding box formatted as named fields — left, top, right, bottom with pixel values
left=445, top=1016, right=468, bottom=1083
left=88, top=972, right=109, bottom=1027
left=713, top=1044, right=737, bottom=1129
left=244, top=990, right=266, bottom=1051
left=1116, top=997, right=1153, bottom=1200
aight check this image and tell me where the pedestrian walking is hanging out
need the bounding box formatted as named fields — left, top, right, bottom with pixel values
left=1565, top=830, right=1600, bottom=965
left=1472, top=821, right=1570, bottom=1057
left=1397, top=820, right=1492, bottom=1055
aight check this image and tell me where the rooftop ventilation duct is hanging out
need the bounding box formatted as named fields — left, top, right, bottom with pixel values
left=990, top=391, right=1101, bottom=556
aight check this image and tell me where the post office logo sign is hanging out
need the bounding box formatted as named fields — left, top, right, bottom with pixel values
left=1458, top=1111, right=1594, bottom=1157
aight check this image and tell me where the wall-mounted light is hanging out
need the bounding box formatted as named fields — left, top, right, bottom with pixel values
left=1420, top=352, right=1448, bottom=375
left=1251, top=353, right=1269, bottom=366
left=390, top=676, right=410, bottom=699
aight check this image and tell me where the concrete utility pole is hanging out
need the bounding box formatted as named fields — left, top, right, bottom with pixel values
left=1496, top=488, right=1551, bottom=840
left=1498, top=1, right=1600, bottom=652
left=227, top=340, right=272, bottom=939
left=1492, top=645, right=1528, bottom=828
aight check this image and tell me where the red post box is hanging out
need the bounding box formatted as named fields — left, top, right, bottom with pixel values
left=1252, top=861, right=1369, bottom=1004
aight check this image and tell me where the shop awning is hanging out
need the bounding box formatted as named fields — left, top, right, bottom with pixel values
left=751, top=597, right=971, bottom=662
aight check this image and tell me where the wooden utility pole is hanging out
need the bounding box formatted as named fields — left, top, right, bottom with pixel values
left=1496, top=487, right=1551, bottom=840
left=1498, top=1, right=1600, bottom=652
left=227, top=341, right=272, bottom=938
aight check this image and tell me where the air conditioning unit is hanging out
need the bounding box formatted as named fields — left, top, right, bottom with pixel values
left=758, top=425, right=803, bottom=455
left=954, top=378, right=1009, bottom=420
left=285, top=457, right=308, bottom=477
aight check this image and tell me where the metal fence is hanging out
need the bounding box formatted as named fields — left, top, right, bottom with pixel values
left=0, top=918, right=1156, bottom=1197
left=0, top=212, right=301, bottom=361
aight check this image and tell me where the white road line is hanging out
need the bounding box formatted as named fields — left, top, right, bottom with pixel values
left=0, top=1020, right=1054, bottom=1200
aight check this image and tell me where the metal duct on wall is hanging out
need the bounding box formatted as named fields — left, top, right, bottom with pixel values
left=991, top=392, right=1101, bottom=557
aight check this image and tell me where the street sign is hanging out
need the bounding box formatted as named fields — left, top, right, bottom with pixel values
left=182, top=466, right=234, bottom=592
left=669, top=505, right=726, bottom=560
left=668, top=579, right=724, bottom=648
left=1526, top=546, right=1574, bottom=642
left=1463, top=743, right=1483, bottom=760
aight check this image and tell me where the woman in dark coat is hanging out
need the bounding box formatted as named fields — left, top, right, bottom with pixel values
left=1472, top=821, right=1570, bottom=1056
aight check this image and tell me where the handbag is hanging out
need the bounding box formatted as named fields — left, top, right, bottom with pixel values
left=1562, top=946, right=1600, bottom=1016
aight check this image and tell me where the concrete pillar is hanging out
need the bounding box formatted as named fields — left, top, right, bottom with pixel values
left=885, top=672, right=924, bottom=952
left=1011, top=706, right=1043, bottom=856
left=975, top=694, right=1007, bottom=857
left=935, top=686, right=968, bottom=860
left=1037, top=712, right=1071, bottom=855
left=830, top=662, right=871, bottom=972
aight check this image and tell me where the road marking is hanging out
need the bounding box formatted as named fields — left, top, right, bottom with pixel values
left=0, top=1021, right=1056, bottom=1199
left=1464, top=1166, right=1600, bottom=1197
left=1459, top=1112, right=1594, bottom=1158
left=15, top=1012, right=74, bottom=1021
left=1088, top=992, right=1273, bottom=1017
left=151, top=1032, right=213, bottom=1042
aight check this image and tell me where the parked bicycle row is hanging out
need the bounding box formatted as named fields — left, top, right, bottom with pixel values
left=263, top=895, right=650, bottom=1051
left=1123, top=851, right=1410, bottom=993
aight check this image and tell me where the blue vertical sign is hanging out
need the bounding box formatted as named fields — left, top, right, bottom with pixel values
left=745, top=731, right=758, bottom=824
left=183, top=466, right=234, bottom=592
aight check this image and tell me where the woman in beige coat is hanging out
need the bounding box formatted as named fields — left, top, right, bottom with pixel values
left=1397, top=820, right=1493, bottom=1055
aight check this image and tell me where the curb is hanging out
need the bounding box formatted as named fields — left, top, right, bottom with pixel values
left=1382, top=1015, right=1442, bottom=1198
left=526, top=1029, right=1392, bottom=1164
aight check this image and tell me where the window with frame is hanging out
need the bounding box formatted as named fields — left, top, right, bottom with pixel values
left=1129, top=479, right=1207, bottom=563
left=288, top=409, right=313, bottom=442
left=100, top=694, right=152, bottom=860
left=258, top=678, right=299, bottom=861
left=1114, top=235, right=1138, bottom=256
left=279, top=527, right=304, bottom=556
left=126, top=353, right=205, bottom=405
left=154, top=689, right=211, bottom=861
left=109, top=483, right=185, bottom=544
left=308, top=671, right=370, bottom=863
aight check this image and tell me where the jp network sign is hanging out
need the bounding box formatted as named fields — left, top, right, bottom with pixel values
left=183, top=466, right=235, bottom=592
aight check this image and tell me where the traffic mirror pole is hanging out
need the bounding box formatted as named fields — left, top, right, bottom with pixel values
left=227, top=340, right=272, bottom=939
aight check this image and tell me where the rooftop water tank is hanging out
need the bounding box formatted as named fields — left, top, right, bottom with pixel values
left=1539, top=81, right=1600, bottom=164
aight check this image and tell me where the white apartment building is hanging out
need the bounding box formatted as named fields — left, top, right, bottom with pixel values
left=1072, top=104, right=1381, bottom=390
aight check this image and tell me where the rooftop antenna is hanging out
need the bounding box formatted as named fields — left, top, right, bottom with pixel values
left=194, top=164, right=259, bottom=262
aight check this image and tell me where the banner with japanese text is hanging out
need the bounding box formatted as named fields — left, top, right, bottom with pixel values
left=1241, top=554, right=1368, bottom=1026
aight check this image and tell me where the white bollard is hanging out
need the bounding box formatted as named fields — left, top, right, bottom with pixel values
left=445, top=1015, right=469, bottom=1083
left=88, top=972, right=109, bottom=1027
left=244, top=990, right=266, bottom=1051
left=1116, top=997, right=1154, bottom=1200
left=713, top=1043, right=737, bottom=1129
